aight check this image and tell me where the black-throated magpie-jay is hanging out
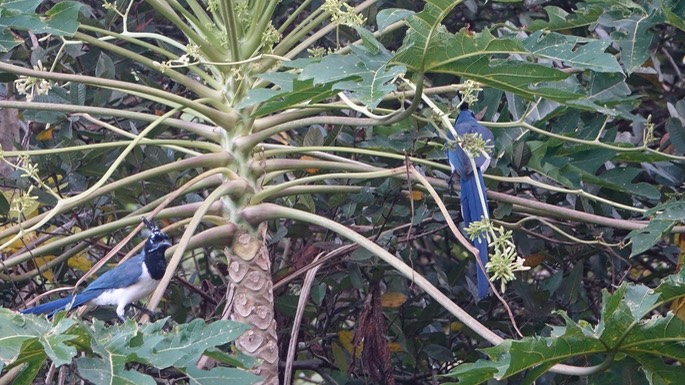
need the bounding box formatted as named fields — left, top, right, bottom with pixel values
left=447, top=103, right=494, bottom=299
left=21, top=218, right=171, bottom=320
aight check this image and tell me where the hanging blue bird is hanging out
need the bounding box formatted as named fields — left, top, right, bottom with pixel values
left=21, top=218, right=171, bottom=320
left=447, top=103, right=494, bottom=299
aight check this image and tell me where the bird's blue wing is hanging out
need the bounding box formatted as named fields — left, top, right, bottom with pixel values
left=83, top=252, right=145, bottom=292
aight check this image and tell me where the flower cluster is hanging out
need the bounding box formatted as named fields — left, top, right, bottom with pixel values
left=262, top=22, right=282, bottom=51
left=466, top=219, right=530, bottom=293
left=459, top=79, right=483, bottom=106
left=487, top=226, right=530, bottom=292
left=153, top=45, right=202, bottom=73
left=460, top=132, right=494, bottom=159
left=14, top=61, right=52, bottom=102
left=323, top=0, right=366, bottom=27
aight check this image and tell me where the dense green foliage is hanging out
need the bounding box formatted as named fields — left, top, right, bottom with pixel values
left=0, top=0, right=684, bottom=384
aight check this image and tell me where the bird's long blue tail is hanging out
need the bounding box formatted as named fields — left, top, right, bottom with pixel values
left=21, top=291, right=101, bottom=318
left=460, top=170, right=490, bottom=299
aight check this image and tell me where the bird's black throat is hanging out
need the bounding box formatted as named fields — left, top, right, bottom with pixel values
left=144, top=246, right=169, bottom=280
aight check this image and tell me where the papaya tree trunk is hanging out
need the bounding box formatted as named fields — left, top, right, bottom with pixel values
left=224, top=225, right=279, bottom=384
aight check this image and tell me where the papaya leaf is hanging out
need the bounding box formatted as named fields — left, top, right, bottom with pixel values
left=627, top=200, right=685, bottom=256
left=527, top=5, right=604, bottom=31
left=392, top=0, right=581, bottom=101
left=0, top=1, right=83, bottom=51
left=523, top=31, right=623, bottom=74
left=0, top=311, right=258, bottom=385
left=446, top=274, right=685, bottom=384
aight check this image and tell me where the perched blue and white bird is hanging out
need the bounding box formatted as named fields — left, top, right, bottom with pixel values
left=447, top=103, right=494, bottom=299
left=21, top=218, right=171, bottom=320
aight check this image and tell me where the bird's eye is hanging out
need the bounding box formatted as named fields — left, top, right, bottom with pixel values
left=151, top=233, right=165, bottom=242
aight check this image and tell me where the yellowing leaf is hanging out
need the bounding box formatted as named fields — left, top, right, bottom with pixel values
left=0, top=225, right=37, bottom=254
left=380, top=292, right=407, bottom=308
left=409, top=190, right=424, bottom=201
left=388, top=342, right=404, bottom=353
left=30, top=255, right=55, bottom=282
left=449, top=321, right=464, bottom=333
left=45, top=174, right=68, bottom=191
left=68, top=253, right=92, bottom=272
left=300, top=155, right=320, bottom=174
left=36, top=127, right=55, bottom=141
left=337, top=330, right=361, bottom=358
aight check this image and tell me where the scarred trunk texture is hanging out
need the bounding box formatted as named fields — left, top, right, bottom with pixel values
left=225, top=226, right=278, bottom=384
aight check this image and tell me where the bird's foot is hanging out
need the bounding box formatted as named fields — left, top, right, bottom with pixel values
left=448, top=173, right=456, bottom=195
left=126, top=303, right=159, bottom=322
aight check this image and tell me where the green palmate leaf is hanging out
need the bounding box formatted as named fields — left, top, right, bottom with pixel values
left=443, top=360, right=499, bottom=385
left=667, top=119, right=685, bottom=155
left=581, top=167, right=660, bottom=201
left=0, top=310, right=255, bottom=385
left=202, top=347, right=257, bottom=369
left=454, top=58, right=580, bottom=101
left=0, top=309, right=70, bottom=365
left=137, top=318, right=250, bottom=369
left=526, top=143, right=578, bottom=188
left=627, top=200, right=685, bottom=256
left=646, top=201, right=685, bottom=220
left=598, top=9, right=657, bottom=74
left=77, top=355, right=157, bottom=385
left=478, top=312, right=605, bottom=379
left=0, top=310, right=30, bottom=364
left=561, top=147, right=616, bottom=176
left=75, top=319, right=153, bottom=385
left=527, top=5, right=604, bottom=31
left=184, top=366, right=260, bottom=385
left=0, top=27, right=21, bottom=51
left=244, top=29, right=404, bottom=114
left=622, top=285, right=660, bottom=321
left=627, top=220, right=673, bottom=256
left=446, top=275, right=685, bottom=384
left=632, top=352, right=685, bottom=385
left=596, top=285, right=656, bottom=344
left=622, top=313, right=685, bottom=362
left=523, top=31, right=623, bottom=74
left=241, top=71, right=337, bottom=117
left=585, top=72, right=633, bottom=104
left=392, top=0, right=581, bottom=101
left=655, top=267, right=685, bottom=302
left=661, top=0, right=685, bottom=31
left=391, top=0, right=462, bottom=68
left=39, top=319, right=79, bottom=366
left=41, top=1, right=83, bottom=33
left=300, top=28, right=405, bottom=109
left=570, top=72, right=640, bottom=118
left=0, top=1, right=83, bottom=52
left=376, top=8, right=414, bottom=31
left=11, top=355, right=46, bottom=385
